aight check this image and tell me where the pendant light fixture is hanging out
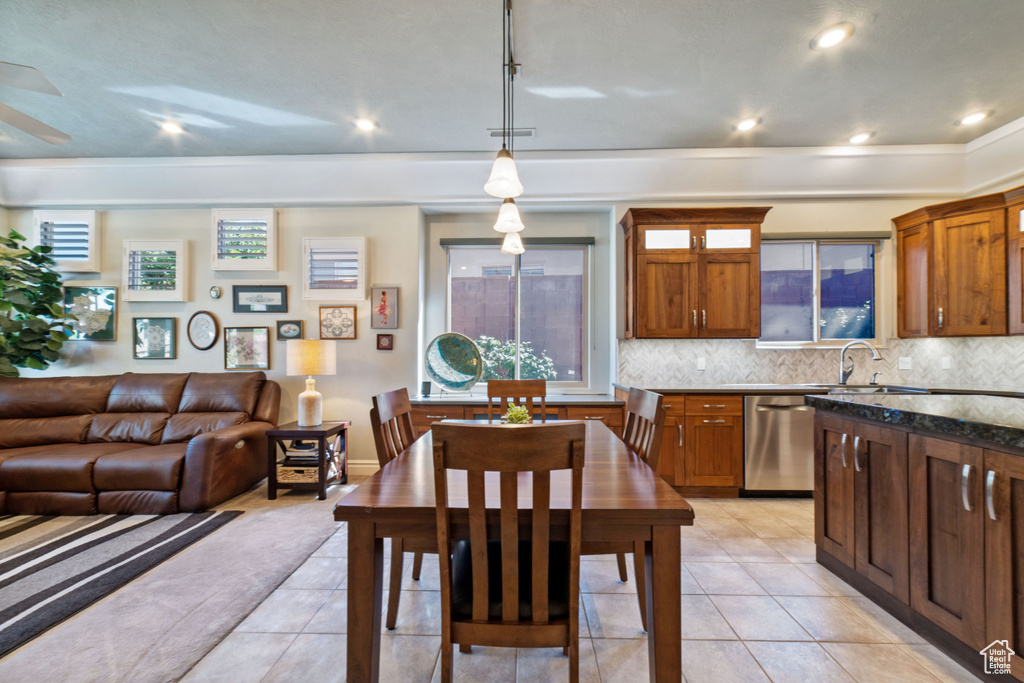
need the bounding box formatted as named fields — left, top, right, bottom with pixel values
left=484, top=0, right=524, bottom=200
left=492, top=197, right=525, bottom=233
left=500, top=231, right=525, bottom=255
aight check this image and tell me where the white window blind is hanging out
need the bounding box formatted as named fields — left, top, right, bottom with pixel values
left=303, top=237, right=366, bottom=300
left=33, top=210, right=100, bottom=272
left=122, top=240, right=187, bottom=301
left=211, top=209, right=277, bottom=271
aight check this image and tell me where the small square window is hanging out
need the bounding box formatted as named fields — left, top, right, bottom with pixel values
left=211, top=208, right=277, bottom=271
left=122, top=240, right=188, bottom=302
left=33, top=210, right=100, bottom=272
left=303, top=237, right=367, bottom=300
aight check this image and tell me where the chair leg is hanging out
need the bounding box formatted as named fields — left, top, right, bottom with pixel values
left=615, top=552, right=628, bottom=582
left=440, top=635, right=453, bottom=683
left=412, top=551, right=424, bottom=580
left=459, top=643, right=472, bottom=653
left=386, top=538, right=405, bottom=630
left=632, top=542, right=648, bottom=632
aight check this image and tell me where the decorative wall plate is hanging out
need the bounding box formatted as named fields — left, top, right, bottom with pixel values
left=424, top=333, right=482, bottom=393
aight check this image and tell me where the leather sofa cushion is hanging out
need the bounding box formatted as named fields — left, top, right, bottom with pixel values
left=0, top=415, right=93, bottom=449
left=177, top=372, right=265, bottom=415
left=98, top=491, right=178, bottom=514
left=106, top=373, right=190, bottom=413
left=87, top=413, right=170, bottom=445
left=0, top=375, right=118, bottom=419
left=162, top=412, right=247, bottom=444
left=94, top=443, right=187, bottom=490
left=5, top=492, right=96, bottom=515
left=0, top=442, right=147, bottom=492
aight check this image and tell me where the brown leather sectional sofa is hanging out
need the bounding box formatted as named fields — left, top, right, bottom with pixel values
left=0, top=371, right=280, bottom=515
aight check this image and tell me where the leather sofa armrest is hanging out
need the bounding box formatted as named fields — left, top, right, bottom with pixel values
left=178, top=421, right=274, bottom=511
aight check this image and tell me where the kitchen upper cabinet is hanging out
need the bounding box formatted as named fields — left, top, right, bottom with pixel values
left=1007, top=189, right=1024, bottom=336
left=983, top=448, right=1024, bottom=680
left=908, top=434, right=986, bottom=649
left=621, top=208, right=769, bottom=339
left=895, top=191, right=1010, bottom=338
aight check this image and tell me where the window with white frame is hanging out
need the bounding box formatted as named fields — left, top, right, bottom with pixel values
left=211, top=209, right=276, bottom=271
left=302, top=237, right=366, bottom=300
left=33, top=210, right=100, bottom=272
left=446, top=244, right=589, bottom=385
left=759, top=240, right=880, bottom=345
left=122, top=240, right=188, bottom=301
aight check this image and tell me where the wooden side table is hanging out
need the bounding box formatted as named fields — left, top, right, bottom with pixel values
left=266, top=420, right=349, bottom=500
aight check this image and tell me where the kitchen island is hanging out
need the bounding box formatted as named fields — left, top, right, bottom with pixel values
left=807, top=392, right=1024, bottom=680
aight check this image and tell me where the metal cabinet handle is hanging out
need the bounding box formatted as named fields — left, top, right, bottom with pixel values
left=986, top=470, right=999, bottom=521
left=678, top=424, right=683, bottom=447
left=693, top=310, right=697, bottom=328
left=663, top=404, right=673, bottom=409
left=853, top=436, right=862, bottom=472
left=583, top=415, right=606, bottom=421
left=701, top=235, right=706, bottom=248
left=703, top=404, right=726, bottom=408
left=702, top=310, right=707, bottom=328
left=703, top=419, right=726, bottom=424
left=840, top=433, right=848, bottom=468
left=426, top=415, right=447, bottom=419
left=962, top=464, right=975, bottom=512
left=938, top=307, right=944, bottom=328
left=691, top=235, right=696, bottom=249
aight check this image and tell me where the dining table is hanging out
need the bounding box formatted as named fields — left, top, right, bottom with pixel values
left=333, top=419, right=695, bottom=682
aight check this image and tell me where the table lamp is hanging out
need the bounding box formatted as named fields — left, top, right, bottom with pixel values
left=286, top=339, right=337, bottom=426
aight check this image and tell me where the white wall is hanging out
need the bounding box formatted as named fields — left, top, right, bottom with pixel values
left=6, top=205, right=422, bottom=475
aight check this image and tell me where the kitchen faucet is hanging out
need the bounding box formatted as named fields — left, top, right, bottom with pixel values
left=838, top=340, right=883, bottom=385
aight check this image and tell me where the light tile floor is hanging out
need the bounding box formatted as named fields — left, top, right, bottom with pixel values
left=183, top=497, right=978, bottom=682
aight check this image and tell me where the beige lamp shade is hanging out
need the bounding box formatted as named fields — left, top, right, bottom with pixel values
left=286, top=339, right=337, bottom=377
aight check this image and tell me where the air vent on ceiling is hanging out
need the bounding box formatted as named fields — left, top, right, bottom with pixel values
left=488, top=128, right=535, bottom=138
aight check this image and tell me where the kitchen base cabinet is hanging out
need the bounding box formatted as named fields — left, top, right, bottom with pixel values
left=984, top=449, right=1024, bottom=680
left=814, top=414, right=856, bottom=569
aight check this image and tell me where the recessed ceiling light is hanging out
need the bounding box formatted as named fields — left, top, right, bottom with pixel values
left=957, top=112, right=987, bottom=126
left=735, top=118, right=759, bottom=132
left=810, top=22, right=855, bottom=50
left=160, top=121, right=183, bottom=134
left=355, top=118, right=377, bottom=131
left=849, top=132, right=873, bottom=144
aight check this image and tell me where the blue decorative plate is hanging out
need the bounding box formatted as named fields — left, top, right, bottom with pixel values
left=424, top=333, right=483, bottom=393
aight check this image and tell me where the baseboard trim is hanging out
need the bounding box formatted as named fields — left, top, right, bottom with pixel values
left=348, top=459, right=381, bottom=477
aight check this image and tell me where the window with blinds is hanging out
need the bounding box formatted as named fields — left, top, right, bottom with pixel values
left=33, top=210, right=100, bottom=272
left=303, top=237, right=367, bottom=300
left=211, top=209, right=277, bottom=271
left=122, top=240, right=188, bottom=301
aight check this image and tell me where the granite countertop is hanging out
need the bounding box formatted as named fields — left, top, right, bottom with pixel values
left=411, top=393, right=623, bottom=406
left=805, top=393, right=1024, bottom=451
left=613, top=383, right=832, bottom=395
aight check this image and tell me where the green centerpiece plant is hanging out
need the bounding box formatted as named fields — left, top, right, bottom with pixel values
left=504, top=403, right=531, bottom=424
left=0, top=230, right=73, bottom=377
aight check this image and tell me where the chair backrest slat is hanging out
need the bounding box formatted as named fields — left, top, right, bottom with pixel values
left=467, top=469, right=490, bottom=622
left=500, top=471, right=519, bottom=622
left=487, top=379, right=547, bottom=423
left=531, top=470, right=551, bottom=622
left=370, top=388, right=418, bottom=467
left=622, top=387, right=666, bottom=468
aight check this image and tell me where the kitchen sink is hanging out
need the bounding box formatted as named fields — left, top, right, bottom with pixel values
left=801, top=384, right=928, bottom=394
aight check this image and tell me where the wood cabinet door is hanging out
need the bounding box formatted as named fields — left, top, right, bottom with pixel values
left=984, top=449, right=1024, bottom=680
left=656, top=415, right=682, bottom=485
left=698, top=253, right=759, bottom=338
left=637, top=254, right=698, bottom=338
left=896, top=224, right=930, bottom=338
left=624, top=226, right=636, bottom=338
left=908, top=435, right=986, bottom=648
left=1008, top=204, right=1024, bottom=335
left=682, top=414, right=743, bottom=487
left=853, top=423, right=910, bottom=603
left=932, top=210, right=1006, bottom=336
left=814, top=414, right=856, bottom=568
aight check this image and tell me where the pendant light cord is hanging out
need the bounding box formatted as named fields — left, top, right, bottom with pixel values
left=501, top=0, right=508, bottom=151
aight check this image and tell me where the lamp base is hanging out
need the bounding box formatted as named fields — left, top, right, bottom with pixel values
left=297, top=377, right=322, bottom=427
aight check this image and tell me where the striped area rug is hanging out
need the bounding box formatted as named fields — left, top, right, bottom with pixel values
left=0, top=510, right=241, bottom=658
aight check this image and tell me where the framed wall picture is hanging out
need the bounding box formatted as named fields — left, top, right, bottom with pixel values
left=232, top=285, right=288, bottom=313
left=63, top=286, right=117, bottom=341
left=224, top=326, right=270, bottom=370
left=133, top=317, right=176, bottom=359
left=320, top=305, right=356, bottom=340
left=187, top=311, right=218, bottom=350
left=276, top=320, right=304, bottom=340
left=376, top=333, right=393, bottom=351
left=370, top=286, right=398, bottom=329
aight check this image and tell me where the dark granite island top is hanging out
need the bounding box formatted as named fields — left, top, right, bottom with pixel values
left=805, top=393, right=1024, bottom=451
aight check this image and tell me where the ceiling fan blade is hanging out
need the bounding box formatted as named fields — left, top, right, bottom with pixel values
left=0, top=61, right=63, bottom=96
left=0, top=102, right=71, bottom=144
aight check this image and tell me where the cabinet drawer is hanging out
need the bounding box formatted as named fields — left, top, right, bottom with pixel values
left=410, top=405, right=466, bottom=427
left=684, top=395, right=742, bottom=415
left=660, top=397, right=687, bottom=417
left=566, top=406, right=624, bottom=428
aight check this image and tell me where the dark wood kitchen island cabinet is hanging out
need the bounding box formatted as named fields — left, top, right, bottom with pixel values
left=808, top=393, right=1024, bottom=680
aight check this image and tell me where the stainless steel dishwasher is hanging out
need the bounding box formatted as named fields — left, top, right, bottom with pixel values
left=744, top=395, right=815, bottom=492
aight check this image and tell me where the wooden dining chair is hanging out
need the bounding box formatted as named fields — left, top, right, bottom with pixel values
left=369, top=388, right=435, bottom=629
left=431, top=422, right=585, bottom=682
left=486, top=379, right=547, bottom=422
left=583, top=387, right=665, bottom=632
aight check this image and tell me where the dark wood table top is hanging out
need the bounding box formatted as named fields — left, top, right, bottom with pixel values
left=334, top=420, right=693, bottom=525
left=267, top=420, right=350, bottom=437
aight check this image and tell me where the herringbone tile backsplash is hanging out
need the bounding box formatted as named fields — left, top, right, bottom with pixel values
left=617, top=336, right=1024, bottom=389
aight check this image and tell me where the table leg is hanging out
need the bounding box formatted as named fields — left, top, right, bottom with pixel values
left=317, top=436, right=327, bottom=500
left=348, top=520, right=384, bottom=682
left=267, top=436, right=277, bottom=500
left=645, top=524, right=681, bottom=683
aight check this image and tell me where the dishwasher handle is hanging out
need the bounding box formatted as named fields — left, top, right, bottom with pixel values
left=755, top=405, right=812, bottom=412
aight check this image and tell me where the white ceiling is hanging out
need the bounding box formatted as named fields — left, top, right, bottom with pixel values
left=1, top=0, right=1023, bottom=160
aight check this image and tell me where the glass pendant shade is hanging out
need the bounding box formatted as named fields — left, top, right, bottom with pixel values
left=492, top=198, right=525, bottom=233
left=484, top=147, right=524, bottom=198
left=500, top=230, right=525, bottom=255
